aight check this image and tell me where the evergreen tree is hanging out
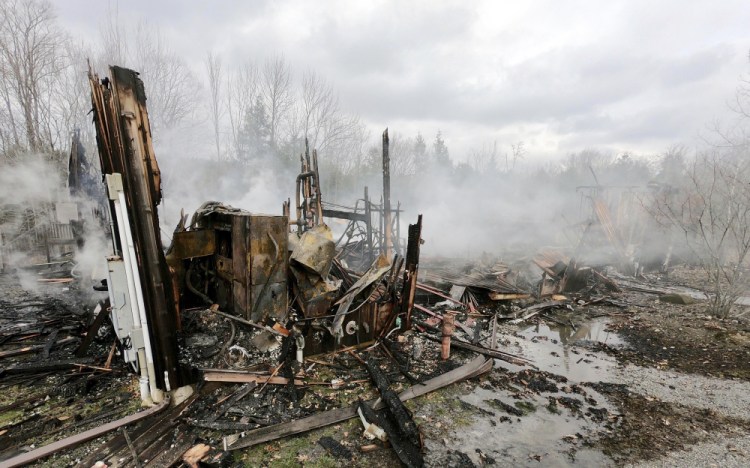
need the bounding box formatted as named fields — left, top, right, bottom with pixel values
left=432, top=130, right=450, bottom=167
left=413, top=132, right=428, bottom=172
left=236, top=95, right=271, bottom=164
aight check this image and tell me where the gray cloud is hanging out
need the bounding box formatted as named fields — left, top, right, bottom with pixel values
left=53, top=0, right=750, bottom=160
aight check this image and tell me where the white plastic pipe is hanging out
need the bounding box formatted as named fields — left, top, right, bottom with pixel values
left=112, top=195, right=151, bottom=402
left=118, top=189, right=162, bottom=403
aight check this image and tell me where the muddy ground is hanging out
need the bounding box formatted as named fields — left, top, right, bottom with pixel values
left=1, top=265, right=750, bottom=467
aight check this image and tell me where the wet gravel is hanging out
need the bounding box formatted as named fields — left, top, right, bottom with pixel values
left=611, top=364, right=750, bottom=421
left=626, top=433, right=750, bottom=468
left=610, top=365, right=750, bottom=467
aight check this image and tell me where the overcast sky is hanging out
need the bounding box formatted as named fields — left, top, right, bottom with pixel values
left=55, top=0, right=750, bottom=162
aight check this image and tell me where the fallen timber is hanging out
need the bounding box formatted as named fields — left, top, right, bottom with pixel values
left=362, top=355, right=423, bottom=467
left=225, top=356, right=492, bottom=450
left=3, top=396, right=170, bottom=468
left=417, top=325, right=534, bottom=367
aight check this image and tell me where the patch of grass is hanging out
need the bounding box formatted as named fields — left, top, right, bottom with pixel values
left=546, top=401, right=561, bottom=414
left=240, top=436, right=313, bottom=467
left=237, top=420, right=358, bottom=467
left=306, top=455, right=338, bottom=468
left=514, top=401, right=536, bottom=415
left=0, top=409, right=23, bottom=426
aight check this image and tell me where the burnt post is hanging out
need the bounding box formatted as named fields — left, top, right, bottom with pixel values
left=395, top=201, right=401, bottom=256
left=441, top=311, right=456, bottom=360
left=364, top=186, right=373, bottom=264
left=89, top=66, right=181, bottom=393
left=312, top=149, right=323, bottom=224
left=382, top=129, right=392, bottom=260
left=401, top=215, right=422, bottom=329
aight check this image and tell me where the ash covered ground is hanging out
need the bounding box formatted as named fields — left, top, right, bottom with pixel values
left=1, top=263, right=749, bottom=467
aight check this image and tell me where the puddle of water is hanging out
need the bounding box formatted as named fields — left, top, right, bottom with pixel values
left=497, top=319, right=624, bottom=382
left=442, top=386, right=613, bottom=467
left=522, top=317, right=626, bottom=347
left=433, top=318, right=626, bottom=466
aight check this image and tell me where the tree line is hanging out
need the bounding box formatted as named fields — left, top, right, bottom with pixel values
left=1, top=0, right=749, bottom=316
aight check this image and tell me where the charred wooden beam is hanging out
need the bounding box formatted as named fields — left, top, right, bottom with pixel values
left=89, top=66, right=181, bottom=391
left=0, top=337, right=77, bottom=360
left=382, top=129, right=392, bottom=259
left=75, top=301, right=108, bottom=357
left=420, top=331, right=533, bottom=366
left=357, top=399, right=423, bottom=468
left=318, top=436, right=353, bottom=460
left=226, top=356, right=492, bottom=451
left=401, top=215, right=422, bottom=329
left=202, top=370, right=303, bottom=386
left=206, top=382, right=257, bottom=423
left=364, top=186, right=373, bottom=264
left=363, top=357, right=421, bottom=450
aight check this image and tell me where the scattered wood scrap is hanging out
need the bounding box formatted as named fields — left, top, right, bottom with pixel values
left=225, top=356, right=492, bottom=451
left=202, top=370, right=304, bottom=386
left=508, top=300, right=567, bottom=324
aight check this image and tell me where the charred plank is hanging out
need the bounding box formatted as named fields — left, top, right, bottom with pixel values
left=357, top=399, right=423, bottom=468
left=363, top=357, right=421, bottom=450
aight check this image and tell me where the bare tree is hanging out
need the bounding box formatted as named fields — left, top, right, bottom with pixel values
left=0, top=0, right=68, bottom=152
left=508, top=141, right=526, bottom=171
left=205, top=51, right=223, bottom=161
left=469, top=141, right=498, bottom=173
left=0, top=66, right=21, bottom=151
left=260, top=56, right=292, bottom=152
left=300, top=70, right=338, bottom=149
left=97, top=14, right=200, bottom=135
left=44, top=41, right=92, bottom=151
left=385, top=133, right=417, bottom=176
left=295, top=69, right=365, bottom=160
left=132, top=21, right=200, bottom=133
left=98, top=2, right=128, bottom=66
left=652, top=151, right=750, bottom=317
left=226, top=60, right=257, bottom=159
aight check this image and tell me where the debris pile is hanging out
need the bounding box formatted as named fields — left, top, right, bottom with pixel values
left=0, top=65, right=701, bottom=467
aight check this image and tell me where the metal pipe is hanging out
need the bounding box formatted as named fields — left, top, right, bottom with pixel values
left=312, top=149, right=323, bottom=224
left=295, top=171, right=315, bottom=231
left=364, top=186, right=373, bottom=264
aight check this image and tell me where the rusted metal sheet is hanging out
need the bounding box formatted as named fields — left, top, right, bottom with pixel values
left=290, top=224, right=335, bottom=278
left=178, top=206, right=288, bottom=322
left=331, top=259, right=391, bottom=337
left=289, top=224, right=340, bottom=318
left=232, top=214, right=288, bottom=321
left=247, top=215, right=288, bottom=285
left=249, top=281, right=287, bottom=322
left=171, top=230, right=216, bottom=259
left=215, top=254, right=233, bottom=281
left=290, top=269, right=340, bottom=318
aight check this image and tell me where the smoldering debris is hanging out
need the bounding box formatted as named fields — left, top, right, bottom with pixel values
left=1, top=64, right=749, bottom=468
